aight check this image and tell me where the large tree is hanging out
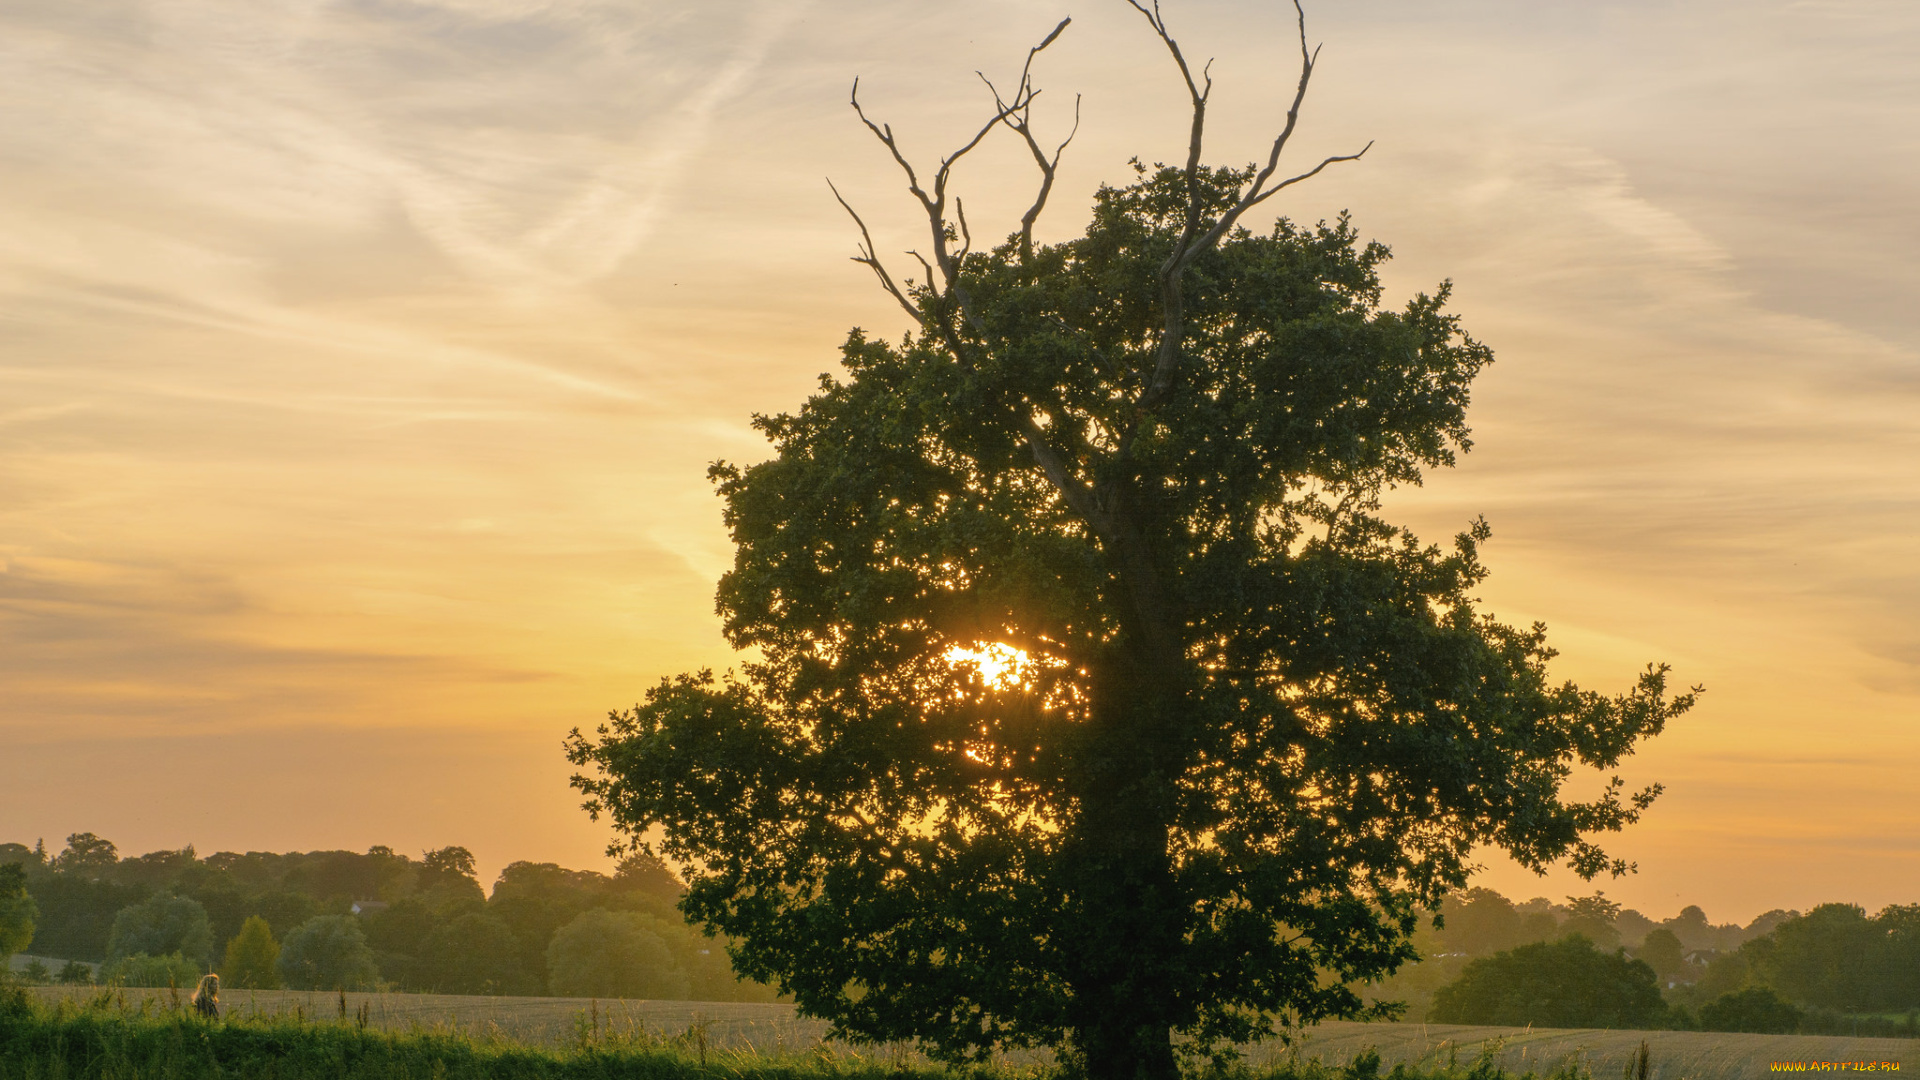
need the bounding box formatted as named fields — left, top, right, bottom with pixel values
left=568, top=4, right=1693, bottom=1078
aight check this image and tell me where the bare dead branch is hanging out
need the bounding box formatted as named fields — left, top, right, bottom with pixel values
left=849, top=78, right=931, bottom=211
left=1125, top=0, right=1369, bottom=438
left=906, top=250, right=937, bottom=291
left=827, top=178, right=921, bottom=323
left=1239, top=142, right=1373, bottom=212
left=1191, top=2, right=1366, bottom=253
left=954, top=196, right=973, bottom=263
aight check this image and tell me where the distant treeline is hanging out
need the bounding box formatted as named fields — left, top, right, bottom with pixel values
left=0, top=835, right=778, bottom=1001
left=1374, top=887, right=1920, bottom=1036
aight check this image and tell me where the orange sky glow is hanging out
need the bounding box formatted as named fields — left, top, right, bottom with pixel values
left=3, top=0, right=1917, bottom=926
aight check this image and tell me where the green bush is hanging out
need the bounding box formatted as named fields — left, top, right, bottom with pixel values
left=1697, top=986, right=1802, bottom=1034
left=100, top=951, right=203, bottom=988
left=1430, top=935, right=1668, bottom=1029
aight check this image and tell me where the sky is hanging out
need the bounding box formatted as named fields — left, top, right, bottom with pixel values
left=2, top=0, right=1916, bottom=926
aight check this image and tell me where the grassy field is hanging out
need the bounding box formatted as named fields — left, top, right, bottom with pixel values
left=1282, top=1022, right=1912, bottom=1079
left=19, top=987, right=1914, bottom=1080
left=26, top=986, right=827, bottom=1055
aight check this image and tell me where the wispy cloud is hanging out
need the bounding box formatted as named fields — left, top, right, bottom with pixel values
left=0, top=0, right=1915, bottom=913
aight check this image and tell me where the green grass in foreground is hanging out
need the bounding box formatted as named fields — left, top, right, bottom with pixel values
left=0, top=987, right=1583, bottom=1080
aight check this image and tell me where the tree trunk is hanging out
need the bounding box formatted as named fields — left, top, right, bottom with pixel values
left=1066, top=654, right=1186, bottom=1080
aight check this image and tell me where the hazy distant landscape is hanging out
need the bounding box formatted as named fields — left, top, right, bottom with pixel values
left=5, top=833, right=1915, bottom=1044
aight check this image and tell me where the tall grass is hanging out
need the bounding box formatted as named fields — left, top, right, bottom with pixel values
left=0, top=986, right=1600, bottom=1080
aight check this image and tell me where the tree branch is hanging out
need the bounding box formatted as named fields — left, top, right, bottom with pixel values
left=1123, top=0, right=1368, bottom=444
left=826, top=178, right=921, bottom=324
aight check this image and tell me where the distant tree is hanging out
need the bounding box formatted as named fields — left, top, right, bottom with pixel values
left=1562, top=893, right=1624, bottom=950
left=250, top=890, right=320, bottom=939
left=56, top=959, right=93, bottom=985
left=50, top=834, right=119, bottom=878
left=422, top=847, right=476, bottom=880
left=1743, top=908, right=1798, bottom=942
left=1873, top=904, right=1920, bottom=1010
left=1431, top=888, right=1521, bottom=956
left=418, top=847, right=485, bottom=912
left=1613, top=907, right=1656, bottom=949
left=545, top=909, right=690, bottom=1000
left=106, top=894, right=213, bottom=966
left=1634, top=927, right=1686, bottom=984
left=1430, top=935, right=1668, bottom=1029
left=421, top=912, right=527, bottom=995
left=1662, top=905, right=1715, bottom=951
left=1690, top=944, right=1756, bottom=1005
left=182, top=879, right=249, bottom=952
left=111, top=847, right=197, bottom=889
left=1758, top=904, right=1879, bottom=1011
left=0, top=863, right=38, bottom=960
left=282, top=850, right=383, bottom=903
left=486, top=862, right=609, bottom=993
left=1699, top=987, right=1802, bottom=1034
left=21, top=874, right=147, bottom=962
left=19, top=959, right=51, bottom=985
left=277, top=915, right=379, bottom=991
left=220, top=916, right=281, bottom=990
left=362, top=898, right=439, bottom=988
left=101, top=951, right=201, bottom=989
left=613, top=852, right=683, bottom=900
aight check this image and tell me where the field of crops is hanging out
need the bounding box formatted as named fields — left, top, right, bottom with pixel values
left=25, top=987, right=1915, bottom=1080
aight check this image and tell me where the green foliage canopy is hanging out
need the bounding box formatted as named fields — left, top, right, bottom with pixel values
left=423, top=912, right=527, bottom=995
left=1750, top=903, right=1920, bottom=1012
left=100, top=951, right=202, bottom=989
left=1561, top=894, right=1624, bottom=950
left=106, top=894, right=213, bottom=966
left=221, top=915, right=281, bottom=990
left=1430, top=936, right=1668, bottom=1029
left=0, top=864, right=37, bottom=960
left=1698, top=987, right=1803, bottom=1034
left=544, top=909, right=690, bottom=1000
left=49, top=834, right=118, bottom=878
left=1426, top=887, right=1557, bottom=957
left=277, top=915, right=378, bottom=991
left=567, top=9, right=1691, bottom=1079
left=1633, top=927, right=1685, bottom=983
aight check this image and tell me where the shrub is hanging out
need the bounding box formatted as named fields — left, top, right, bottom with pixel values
left=545, top=909, right=690, bottom=999
left=1698, top=986, right=1802, bottom=1033
left=1430, top=935, right=1668, bottom=1029
left=101, top=951, right=202, bottom=988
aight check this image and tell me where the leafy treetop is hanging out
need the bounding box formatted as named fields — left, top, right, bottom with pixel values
left=569, top=6, right=1693, bottom=1079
